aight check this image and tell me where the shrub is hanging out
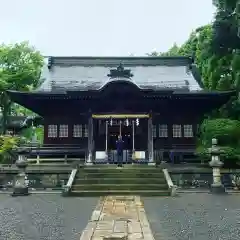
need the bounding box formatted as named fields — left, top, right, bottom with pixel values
left=197, top=118, right=240, bottom=163
left=0, top=135, right=20, bottom=164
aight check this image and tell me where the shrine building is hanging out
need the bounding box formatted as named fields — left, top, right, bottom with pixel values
left=7, top=56, right=235, bottom=164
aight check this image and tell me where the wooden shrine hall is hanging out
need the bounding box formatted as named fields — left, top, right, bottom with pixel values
left=7, top=56, right=235, bottom=164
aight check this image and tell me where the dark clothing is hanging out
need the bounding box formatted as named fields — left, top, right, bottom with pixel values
left=117, top=152, right=123, bottom=167
left=170, top=150, right=174, bottom=164
left=116, top=139, right=124, bottom=154
left=116, top=139, right=124, bottom=166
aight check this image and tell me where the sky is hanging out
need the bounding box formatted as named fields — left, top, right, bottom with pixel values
left=0, top=0, right=216, bottom=56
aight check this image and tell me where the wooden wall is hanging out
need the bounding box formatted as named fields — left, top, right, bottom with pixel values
left=43, top=116, right=88, bottom=147
left=43, top=111, right=201, bottom=151
left=153, top=112, right=200, bottom=150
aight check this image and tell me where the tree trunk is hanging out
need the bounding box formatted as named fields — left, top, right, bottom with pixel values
left=1, top=93, right=11, bottom=135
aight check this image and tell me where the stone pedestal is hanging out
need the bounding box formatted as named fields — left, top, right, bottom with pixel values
left=209, top=165, right=225, bottom=193
left=209, top=138, right=226, bottom=194
left=12, top=148, right=30, bottom=197
left=210, top=183, right=226, bottom=193
left=86, top=153, right=93, bottom=166
left=12, top=174, right=30, bottom=197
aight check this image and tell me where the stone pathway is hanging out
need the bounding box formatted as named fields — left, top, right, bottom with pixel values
left=79, top=196, right=155, bottom=240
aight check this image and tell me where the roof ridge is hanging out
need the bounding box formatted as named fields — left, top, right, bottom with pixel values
left=47, top=56, right=193, bottom=69
left=44, top=55, right=192, bottom=60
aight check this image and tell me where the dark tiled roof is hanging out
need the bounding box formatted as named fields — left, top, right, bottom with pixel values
left=38, top=56, right=203, bottom=93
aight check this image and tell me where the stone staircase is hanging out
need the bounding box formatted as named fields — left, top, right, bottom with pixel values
left=70, top=165, right=170, bottom=196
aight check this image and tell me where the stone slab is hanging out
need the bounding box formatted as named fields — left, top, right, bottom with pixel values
left=79, top=195, right=154, bottom=240
left=103, top=233, right=128, bottom=240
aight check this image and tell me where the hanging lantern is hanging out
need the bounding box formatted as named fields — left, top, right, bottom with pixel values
left=110, top=118, right=113, bottom=126
left=125, top=118, right=129, bottom=126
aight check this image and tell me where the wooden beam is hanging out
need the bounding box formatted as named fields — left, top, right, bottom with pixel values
left=92, top=114, right=149, bottom=119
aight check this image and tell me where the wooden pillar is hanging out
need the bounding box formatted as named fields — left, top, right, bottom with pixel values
left=86, top=112, right=93, bottom=165
left=148, top=112, right=155, bottom=165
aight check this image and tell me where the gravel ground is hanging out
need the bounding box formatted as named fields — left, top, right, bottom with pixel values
left=0, top=195, right=98, bottom=240
left=143, top=193, right=240, bottom=240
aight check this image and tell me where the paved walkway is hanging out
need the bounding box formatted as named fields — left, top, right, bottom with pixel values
left=80, top=196, right=155, bottom=240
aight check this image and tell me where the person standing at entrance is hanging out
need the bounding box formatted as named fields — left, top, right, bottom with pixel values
left=116, top=135, right=124, bottom=167
left=169, top=149, right=174, bottom=164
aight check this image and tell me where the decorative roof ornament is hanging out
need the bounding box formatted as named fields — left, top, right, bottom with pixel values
left=107, top=63, right=133, bottom=79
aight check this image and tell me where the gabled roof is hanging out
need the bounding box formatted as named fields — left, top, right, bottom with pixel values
left=38, top=56, right=203, bottom=93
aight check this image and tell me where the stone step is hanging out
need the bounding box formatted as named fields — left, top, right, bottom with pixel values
left=27, top=164, right=72, bottom=167
left=79, top=167, right=162, bottom=173
left=76, top=172, right=165, bottom=179
left=74, top=177, right=167, bottom=184
left=70, top=189, right=170, bottom=197
left=71, top=183, right=168, bottom=191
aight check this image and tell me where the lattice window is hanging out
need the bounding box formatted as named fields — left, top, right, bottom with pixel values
left=159, top=124, right=168, bottom=137
left=184, top=125, right=193, bottom=137
left=172, top=124, right=182, bottom=138
left=73, top=124, right=83, bottom=137
left=59, top=124, right=68, bottom=137
left=152, top=125, right=157, bottom=138
left=84, top=124, right=88, bottom=137
left=48, top=125, right=58, bottom=138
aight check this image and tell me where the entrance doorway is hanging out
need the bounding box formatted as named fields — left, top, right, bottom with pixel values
left=109, top=124, right=132, bottom=150
left=93, top=115, right=149, bottom=152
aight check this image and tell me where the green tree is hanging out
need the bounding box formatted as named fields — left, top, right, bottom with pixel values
left=21, top=126, right=44, bottom=145
left=197, top=118, right=240, bottom=162
left=149, top=11, right=240, bottom=161
left=212, top=0, right=240, bottom=51
left=0, top=42, right=43, bottom=134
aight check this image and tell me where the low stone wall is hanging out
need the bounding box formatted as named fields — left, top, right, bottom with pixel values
left=169, top=168, right=240, bottom=190
left=0, top=173, right=70, bottom=190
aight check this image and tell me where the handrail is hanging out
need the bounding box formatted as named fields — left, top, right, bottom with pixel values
left=162, top=168, right=178, bottom=196
left=63, top=168, right=78, bottom=194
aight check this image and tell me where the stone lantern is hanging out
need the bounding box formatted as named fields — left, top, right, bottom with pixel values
left=208, top=138, right=226, bottom=194
left=12, top=147, right=31, bottom=196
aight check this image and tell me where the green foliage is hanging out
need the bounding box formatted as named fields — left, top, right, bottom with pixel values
left=197, top=145, right=240, bottom=161
left=21, top=126, right=44, bottom=145
left=212, top=0, right=240, bottom=52
left=200, top=118, right=240, bottom=146
left=0, top=42, right=44, bottom=134
left=152, top=3, right=240, bottom=162
left=35, top=127, right=44, bottom=144
left=0, top=135, right=20, bottom=163
left=0, top=42, right=43, bottom=89
left=197, top=119, right=240, bottom=161
left=11, top=104, right=38, bottom=116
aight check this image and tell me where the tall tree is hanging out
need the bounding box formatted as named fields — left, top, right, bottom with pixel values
left=212, top=0, right=240, bottom=52
left=147, top=1, right=240, bottom=160
left=0, top=42, right=43, bottom=133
